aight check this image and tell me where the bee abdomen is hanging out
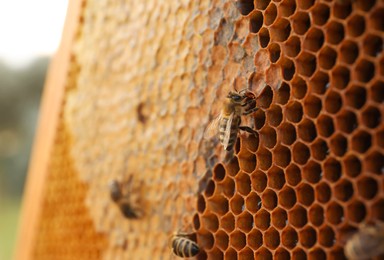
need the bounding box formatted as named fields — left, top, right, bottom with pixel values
left=225, top=131, right=238, bottom=151
left=119, top=203, right=139, bottom=218
left=172, top=237, right=199, bottom=257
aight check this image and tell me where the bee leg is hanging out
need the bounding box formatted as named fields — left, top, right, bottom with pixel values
left=239, top=126, right=258, bottom=136
left=243, top=107, right=258, bottom=115
left=242, top=99, right=258, bottom=115
left=241, top=97, right=255, bottom=106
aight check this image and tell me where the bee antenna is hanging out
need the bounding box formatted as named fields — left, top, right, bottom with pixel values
left=232, top=80, right=238, bottom=92
left=238, top=88, right=249, bottom=94
left=248, top=76, right=253, bottom=89
left=227, top=91, right=234, bottom=97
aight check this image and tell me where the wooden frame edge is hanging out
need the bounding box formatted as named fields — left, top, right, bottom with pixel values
left=14, top=0, right=83, bottom=259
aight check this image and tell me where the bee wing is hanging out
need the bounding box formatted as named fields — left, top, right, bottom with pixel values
left=204, top=114, right=222, bottom=140
left=222, top=112, right=234, bottom=150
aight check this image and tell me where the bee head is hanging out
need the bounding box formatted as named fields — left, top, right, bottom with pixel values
left=109, top=180, right=122, bottom=202
left=227, top=91, right=245, bottom=103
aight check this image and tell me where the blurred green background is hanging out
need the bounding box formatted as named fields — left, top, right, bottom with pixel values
left=0, top=1, right=67, bottom=257
left=0, top=57, right=49, bottom=259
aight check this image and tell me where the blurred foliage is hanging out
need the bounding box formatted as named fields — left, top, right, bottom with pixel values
left=0, top=56, right=49, bottom=260
left=0, top=197, right=21, bottom=260
left=0, top=56, right=49, bottom=198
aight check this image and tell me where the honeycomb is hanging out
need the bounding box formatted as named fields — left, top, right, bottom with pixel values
left=33, top=118, right=108, bottom=258
left=18, top=0, right=384, bottom=259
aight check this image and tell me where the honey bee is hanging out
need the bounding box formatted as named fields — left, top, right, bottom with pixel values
left=344, top=222, right=384, bottom=260
left=170, top=232, right=200, bottom=258
left=109, top=176, right=143, bottom=219
left=205, top=89, right=258, bottom=157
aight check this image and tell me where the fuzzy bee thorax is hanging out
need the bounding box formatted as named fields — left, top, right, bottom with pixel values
left=222, top=97, right=240, bottom=115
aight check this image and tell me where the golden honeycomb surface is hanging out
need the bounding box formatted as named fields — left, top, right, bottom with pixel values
left=21, top=0, right=384, bottom=259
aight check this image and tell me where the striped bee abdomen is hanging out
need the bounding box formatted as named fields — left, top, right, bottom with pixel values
left=172, top=237, right=199, bottom=257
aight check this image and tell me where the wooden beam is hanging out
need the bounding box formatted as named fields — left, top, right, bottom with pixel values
left=14, top=0, right=83, bottom=258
